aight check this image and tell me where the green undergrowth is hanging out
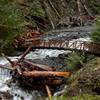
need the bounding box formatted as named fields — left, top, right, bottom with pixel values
left=91, top=18, right=100, bottom=43
left=0, top=0, right=25, bottom=55
left=41, top=94, right=100, bottom=100
left=64, top=52, right=91, bottom=71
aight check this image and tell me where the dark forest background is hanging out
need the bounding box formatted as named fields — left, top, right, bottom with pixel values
left=0, top=0, right=100, bottom=54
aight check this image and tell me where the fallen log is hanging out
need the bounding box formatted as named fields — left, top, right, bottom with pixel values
left=22, top=71, right=71, bottom=78
left=18, top=77, right=63, bottom=86
left=18, top=45, right=33, bottom=63
left=44, top=78, right=62, bottom=85
left=24, top=60, right=54, bottom=71
left=13, top=29, right=43, bottom=50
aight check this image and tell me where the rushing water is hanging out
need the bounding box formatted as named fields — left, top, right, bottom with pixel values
left=0, top=49, right=67, bottom=99
left=0, top=37, right=91, bottom=99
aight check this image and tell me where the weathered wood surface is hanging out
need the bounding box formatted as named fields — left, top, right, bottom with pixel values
left=22, top=71, right=71, bottom=78
left=13, top=26, right=100, bottom=55
left=14, top=26, right=95, bottom=49
left=22, top=39, right=100, bottom=55
left=24, top=60, right=54, bottom=71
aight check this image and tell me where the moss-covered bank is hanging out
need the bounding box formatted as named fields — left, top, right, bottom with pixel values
left=64, top=57, right=100, bottom=97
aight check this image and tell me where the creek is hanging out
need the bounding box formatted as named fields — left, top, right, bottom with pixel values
left=0, top=26, right=93, bottom=99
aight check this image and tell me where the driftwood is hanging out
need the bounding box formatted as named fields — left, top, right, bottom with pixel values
left=13, top=30, right=44, bottom=50
left=18, top=45, right=33, bottom=63
left=45, top=78, right=62, bottom=85
left=22, top=71, right=71, bottom=78
left=24, top=60, right=54, bottom=71
left=1, top=46, right=71, bottom=96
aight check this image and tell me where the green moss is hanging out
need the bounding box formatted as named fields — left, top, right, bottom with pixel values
left=43, top=94, right=100, bottom=100
left=0, top=0, right=25, bottom=54
left=91, top=18, right=100, bottom=43
left=71, top=94, right=100, bottom=100
left=64, top=57, right=100, bottom=97
left=64, top=52, right=87, bottom=71
left=87, top=0, right=100, bottom=14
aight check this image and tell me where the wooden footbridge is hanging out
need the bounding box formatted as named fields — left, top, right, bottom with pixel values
left=23, top=38, right=100, bottom=55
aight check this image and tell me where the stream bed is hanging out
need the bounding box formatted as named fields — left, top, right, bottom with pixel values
left=0, top=49, right=69, bottom=100
left=0, top=37, right=91, bottom=99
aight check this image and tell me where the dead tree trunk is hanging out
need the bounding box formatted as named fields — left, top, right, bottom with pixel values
left=22, top=71, right=71, bottom=78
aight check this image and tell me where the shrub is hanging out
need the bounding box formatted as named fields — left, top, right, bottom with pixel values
left=91, top=18, right=100, bottom=43
left=64, top=52, right=86, bottom=71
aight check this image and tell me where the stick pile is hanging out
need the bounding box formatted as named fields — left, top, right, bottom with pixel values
left=13, top=30, right=42, bottom=50
left=1, top=46, right=71, bottom=96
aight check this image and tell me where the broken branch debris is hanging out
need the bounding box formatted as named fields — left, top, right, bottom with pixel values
left=24, top=59, right=55, bottom=71
left=1, top=47, right=71, bottom=96
left=22, top=71, right=71, bottom=78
